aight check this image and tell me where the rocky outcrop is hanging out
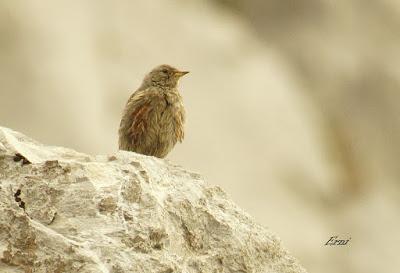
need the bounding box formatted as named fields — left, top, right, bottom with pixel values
left=0, top=127, right=307, bottom=273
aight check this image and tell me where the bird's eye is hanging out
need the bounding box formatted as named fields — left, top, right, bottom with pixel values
left=161, top=69, right=168, bottom=74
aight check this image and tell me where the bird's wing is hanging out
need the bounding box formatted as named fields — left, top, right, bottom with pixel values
left=128, top=100, right=151, bottom=144
left=120, top=89, right=160, bottom=146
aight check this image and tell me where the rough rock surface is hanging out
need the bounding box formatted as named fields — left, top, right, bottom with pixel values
left=0, top=127, right=307, bottom=273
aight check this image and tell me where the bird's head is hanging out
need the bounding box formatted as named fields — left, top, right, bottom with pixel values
left=142, top=64, right=189, bottom=89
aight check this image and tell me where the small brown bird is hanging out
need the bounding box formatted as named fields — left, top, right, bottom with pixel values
left=118, top=64, right=188, bottom=158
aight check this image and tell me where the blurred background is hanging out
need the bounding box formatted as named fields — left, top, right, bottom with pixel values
left=1, top=1, right=399, bottom=272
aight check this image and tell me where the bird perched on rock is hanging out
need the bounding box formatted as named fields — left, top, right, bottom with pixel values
left=118, top=64, right=188, bottom=158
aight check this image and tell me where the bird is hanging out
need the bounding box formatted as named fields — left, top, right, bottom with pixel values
left=118, top=64, right=188, bottom=158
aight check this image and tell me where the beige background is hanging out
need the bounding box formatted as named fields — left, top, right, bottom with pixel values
left=1, top=1, right=399, bottom=272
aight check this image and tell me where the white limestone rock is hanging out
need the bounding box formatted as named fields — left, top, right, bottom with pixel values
left=0, top=127, right=307, bottom=273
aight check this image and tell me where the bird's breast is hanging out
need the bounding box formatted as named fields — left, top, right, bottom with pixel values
left=151, top=92, right=184, bottom=141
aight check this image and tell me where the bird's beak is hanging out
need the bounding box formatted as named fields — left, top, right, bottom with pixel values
left=175, top=70, right=189, bottom=78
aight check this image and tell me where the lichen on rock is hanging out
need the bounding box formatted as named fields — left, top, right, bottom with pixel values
left=0, top=127, right=307, bottom=273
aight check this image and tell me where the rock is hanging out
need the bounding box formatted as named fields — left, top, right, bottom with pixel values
left=0, top=127, right=307, bottom=273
